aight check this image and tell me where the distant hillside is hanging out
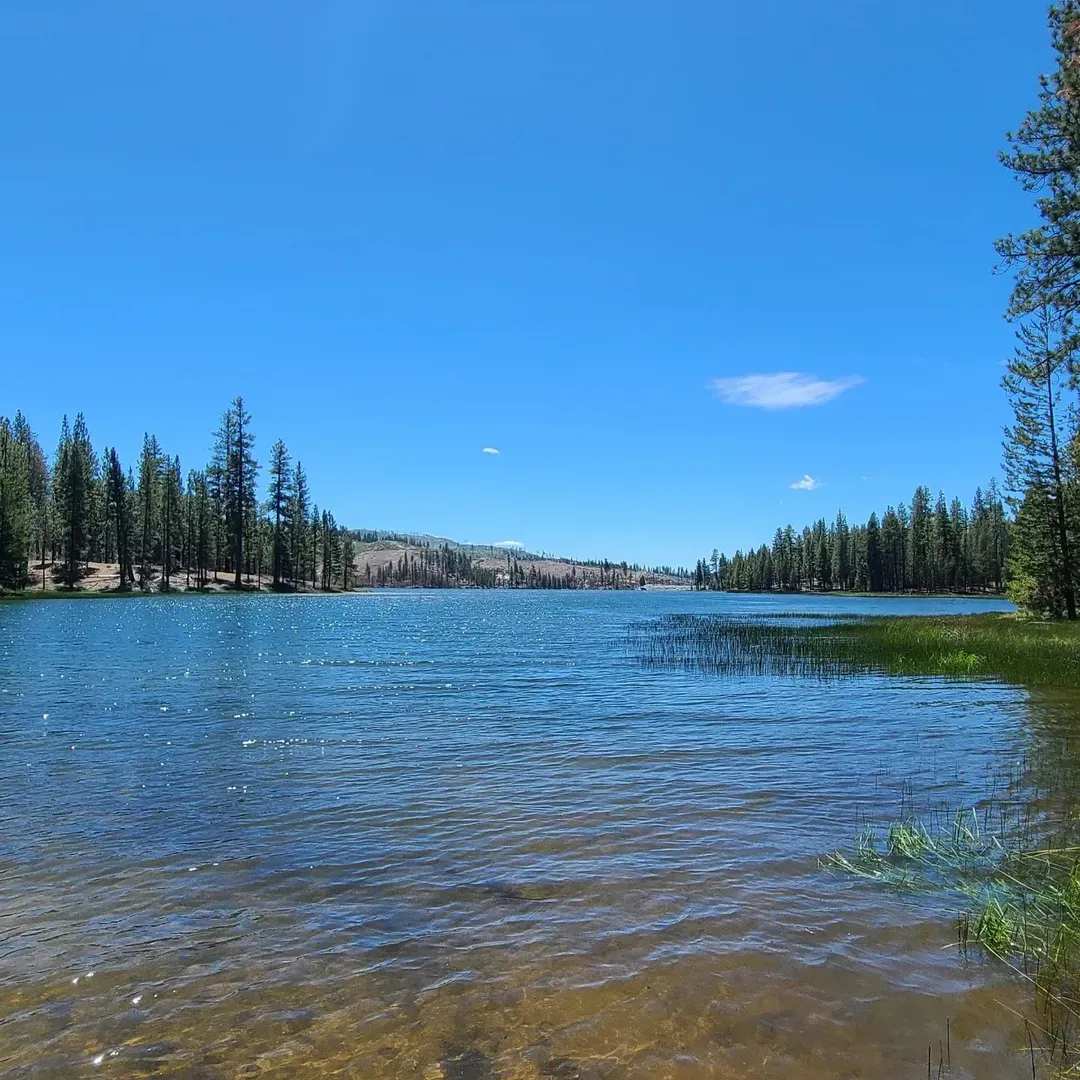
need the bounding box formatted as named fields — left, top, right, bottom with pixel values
left=348, top=530, right=690, bottom=590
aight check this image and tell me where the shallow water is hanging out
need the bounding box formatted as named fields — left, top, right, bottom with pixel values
left=0, top=590, right=1052, bottom=1078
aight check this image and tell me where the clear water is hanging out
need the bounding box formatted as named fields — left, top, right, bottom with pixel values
left=0, top=591, right=1045, bottom=1078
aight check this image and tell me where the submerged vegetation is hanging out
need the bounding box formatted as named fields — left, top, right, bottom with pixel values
left=632, top=612, right=1080, bottom=688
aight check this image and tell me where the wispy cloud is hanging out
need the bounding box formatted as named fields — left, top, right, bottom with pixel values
left=493, top=540, right=524, bottom=549
left=482, top=447, right=500, bottom=455
left=790, top=475, right=820, bottom=492
left=710, top=372, right=864, bottom=409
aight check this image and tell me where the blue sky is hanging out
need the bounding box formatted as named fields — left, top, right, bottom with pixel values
left=0, top=1, right=1051, bottom=568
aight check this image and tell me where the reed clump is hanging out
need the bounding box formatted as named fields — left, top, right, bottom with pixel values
left=827, top=804, right=1080, bottom=1068
left=631, top=612, right=1080, bottom=688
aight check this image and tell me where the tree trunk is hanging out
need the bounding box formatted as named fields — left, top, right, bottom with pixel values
left=1046, top=360, right=1077, bottom=619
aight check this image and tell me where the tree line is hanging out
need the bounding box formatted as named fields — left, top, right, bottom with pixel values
left=0, top=398, right=360, bottom=592
left=694, top=485, right=1009, bottom=595
left=0, top=399, right=684, bottom=593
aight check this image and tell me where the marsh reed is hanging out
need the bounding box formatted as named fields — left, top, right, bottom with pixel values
left=630, top=612, right=1080, bottom=687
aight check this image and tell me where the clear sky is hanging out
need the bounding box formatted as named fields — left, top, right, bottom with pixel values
left=0, top=1, right=1053, bottom=568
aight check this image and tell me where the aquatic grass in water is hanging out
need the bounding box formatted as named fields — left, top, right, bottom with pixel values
left=888, top=820, right=933, bottom=859
left=826, top=803, right=1080, bottom=1067
left=630, top=612, right=1080, bottom=688
left=823, top=808, right=1010, bottom=892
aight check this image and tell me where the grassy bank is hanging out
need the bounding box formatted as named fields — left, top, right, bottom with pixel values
left=633, top=612, right=1080, bottom=688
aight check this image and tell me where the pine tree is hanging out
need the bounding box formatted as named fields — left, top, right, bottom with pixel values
left=996, top=4, right=1080, bottom=330
left=832, top=511, right=851, bottom=592
left=87, top=453, right=106, bottom=571
left=0, top=417, right=32, bottom=588
left=182, top=470, right=195, bottom=587
left=1003, top=306, right=1077, bottom=617
left=994, top=6, right=1080, bottom=616
left=342, top=531, right=355, bottom=590
left=866, top=511, right=883, bottom=593
left=208, top=409, right=233, bottom=581
left=254, top=512, right=269, bottom=589
left=321, top=510, right=339, bottom=589
left=187, top=470, right=212, bottom=588
left=851, top=524, right=868, bottom=591
left=266, top=439, right=293, bottom=589
left=161, top=455, right=182, bottom=591
left=950, top=497, right=969, bottom=591
left=290, top=462, right=310, bottom=590
left=211, top=398, right=258, bottom=589
left=52, top=414, right=94, bottom=587
left=932, top=492, right=954, bottom=593
left=1010, top=486, right=1066, bottom=615
left=232, top=398, right=258, bottom=588
left=13, top=413, right=48, bottom=589
left=908, top=488, right=932, bottom=592
left=813, top=519, right=831, bottom=590
left=106, top=447, right=135, bottom=589
left=137, top=434, right=162, bottom=589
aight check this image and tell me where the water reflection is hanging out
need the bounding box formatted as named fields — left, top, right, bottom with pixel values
left=0, top=591, right=1043, bottom=1077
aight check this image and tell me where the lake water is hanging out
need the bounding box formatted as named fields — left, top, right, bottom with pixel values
left=0, top=590, right=1055, bottom=1079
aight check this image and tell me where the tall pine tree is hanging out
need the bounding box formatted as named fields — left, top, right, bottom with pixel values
left=1003, top=306, right=1076, bottom=616
left=266, top=439, right=293, bottom=589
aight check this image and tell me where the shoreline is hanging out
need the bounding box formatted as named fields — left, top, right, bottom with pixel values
left=1, top=585, right=1008, bottom=602
left=0, top=586, right=672, bottom=601
left=692, top=588, right=1009, bottom=601
left=0, top=587, right=376, bottom=601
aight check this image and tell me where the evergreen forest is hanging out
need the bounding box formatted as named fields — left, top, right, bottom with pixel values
left=0, top=398, right=360, bottom=594
left=0, top=399, right=681, bottom=594
left=693, top=485, right=1010, bottom=595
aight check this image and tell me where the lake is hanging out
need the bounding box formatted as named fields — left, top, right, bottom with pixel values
left=0, top=590, right=1054, bottom=1078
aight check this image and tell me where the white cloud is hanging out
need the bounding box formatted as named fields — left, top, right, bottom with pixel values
left=710, top=372, right=864, bottom=409
left=482, top=447, right=500, bottom=455
left=790, top=475, right=820, bottom=492
left=493, top=540, right=525, bottom=549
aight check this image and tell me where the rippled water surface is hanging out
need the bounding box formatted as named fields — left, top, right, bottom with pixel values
left=0, top=590, right=1050, bottom=1078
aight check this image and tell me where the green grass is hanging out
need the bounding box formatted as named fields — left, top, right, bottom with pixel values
left=631, top=612, right=1080, bottom=688
left=826, top=804, right=1080, bottom=1068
